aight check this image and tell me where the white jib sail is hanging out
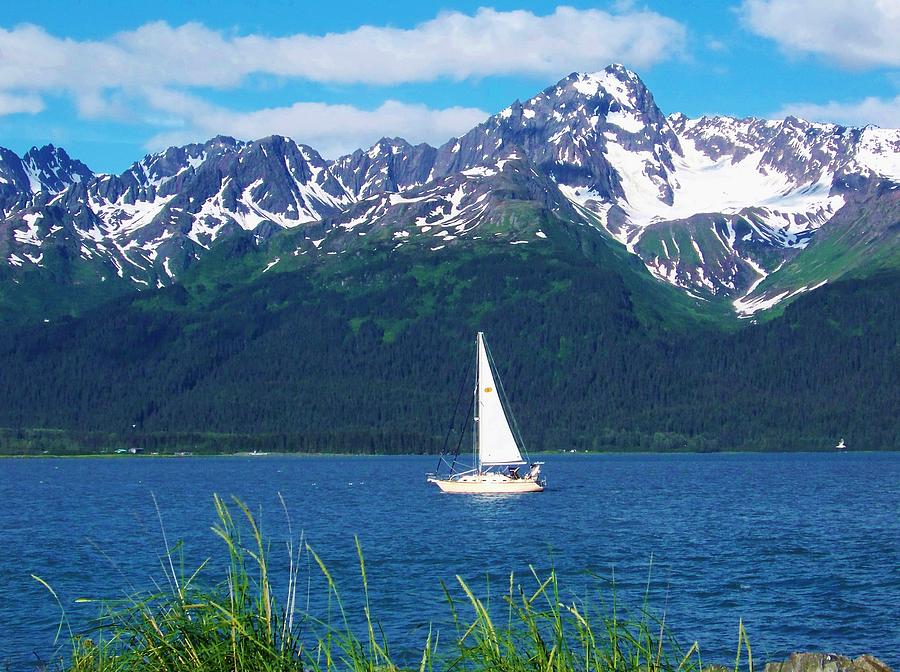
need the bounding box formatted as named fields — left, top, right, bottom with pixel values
left=477, top=333, right=525, bottom=466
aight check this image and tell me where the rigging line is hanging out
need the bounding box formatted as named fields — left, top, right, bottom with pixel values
left=449, top=393, right=473, bottom=476
left=435, top=350, right=473, bottom=473
left=484, top=336, right=530, bottom=462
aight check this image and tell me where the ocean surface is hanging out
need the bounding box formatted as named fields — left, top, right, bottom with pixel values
left=0, top=453, right=897, bottom=671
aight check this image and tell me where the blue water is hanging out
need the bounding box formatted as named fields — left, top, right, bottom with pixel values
left=1, top=453, right=898, bottom=671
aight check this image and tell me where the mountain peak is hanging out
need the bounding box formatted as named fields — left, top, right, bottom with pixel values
left=368, top=136, right=416, bottom=156
left=205, top=135, right=242, bottom=151
left=21, top=143, right=93, bottom=194
left=555, top=65, right=649, bottom=110
left=24, top=143, right=71, bottom=163
left=28, top=142, right=57, bottom=153
left=602, top=62, right=641, bottom=79
left=252, top=134, right=298, bottom=149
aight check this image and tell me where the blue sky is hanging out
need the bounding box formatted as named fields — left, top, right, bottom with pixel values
left=1, top=0, right=897, bottom=173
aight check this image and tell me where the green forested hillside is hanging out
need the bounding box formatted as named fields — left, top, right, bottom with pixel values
left=1, top=221, right=896, bottom=455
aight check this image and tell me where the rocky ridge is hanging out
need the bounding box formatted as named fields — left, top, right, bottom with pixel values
left=2, top=65, right=898, bottom=315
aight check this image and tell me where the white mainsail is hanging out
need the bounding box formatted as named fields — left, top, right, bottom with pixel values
left=477, top=333, right=525, bottom=466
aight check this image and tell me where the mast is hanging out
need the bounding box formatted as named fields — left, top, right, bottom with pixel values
left=474, top=332, right=481, bottom=474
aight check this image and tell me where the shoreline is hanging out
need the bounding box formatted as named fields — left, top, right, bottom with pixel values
left=1, top=448, right=895, bottom=459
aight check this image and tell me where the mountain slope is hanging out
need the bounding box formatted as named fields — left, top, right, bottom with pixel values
left=1, top=226, right=896, bottom=452
left=733, top=178, right=900, bottom=315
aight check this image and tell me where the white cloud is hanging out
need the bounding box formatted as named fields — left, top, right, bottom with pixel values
left=0, top=7, right=686, bottom=155
left=0, top=91, right=43, bottom=115
left=776, top=94, right=900, bottom=129
left=0, top=7, right=684, bottom=95
left=239, top=7, right=685, bottom=84
left=142, top=90, right=489, bottom=158
left=0, top=7, right=685, bottom=156
left=739, top=0, right=900, bottom=68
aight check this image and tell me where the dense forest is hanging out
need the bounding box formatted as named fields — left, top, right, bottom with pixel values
left=0, top=230, right=897, bottom=455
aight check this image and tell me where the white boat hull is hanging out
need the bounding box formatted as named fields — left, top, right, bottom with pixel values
left=428, top=473, right=544, bottom=494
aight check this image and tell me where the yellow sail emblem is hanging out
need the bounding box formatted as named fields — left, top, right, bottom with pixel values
left=483, top=387, right=493, bottom=393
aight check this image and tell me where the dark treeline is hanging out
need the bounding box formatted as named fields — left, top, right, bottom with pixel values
left=0, top=427, right=438, bottom=456
left=0, top=238, right=897, bottom=454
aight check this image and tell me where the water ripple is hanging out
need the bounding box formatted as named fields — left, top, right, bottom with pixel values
left=0, top=453, right=897, bottom=670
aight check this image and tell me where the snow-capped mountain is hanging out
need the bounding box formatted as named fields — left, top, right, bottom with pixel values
left=1, top=136, right=355, bottom=284
left=309, top=151, right=575, bottom=256
left=2, top=65, right=898, bottom=315
left=0, top=145, right=93, bottom=214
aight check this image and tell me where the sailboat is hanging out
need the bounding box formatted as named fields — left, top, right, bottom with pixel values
left=836, top=438, right=847, bottom=451
left=427, top=332, right=545, bottom=494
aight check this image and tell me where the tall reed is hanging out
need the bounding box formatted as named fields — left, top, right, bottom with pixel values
left=35, top=496, right=751, bottom=672
left=440, top=565, right=705, bottom=672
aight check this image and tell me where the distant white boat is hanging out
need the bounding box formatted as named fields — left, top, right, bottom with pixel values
left=836, top=439, right=846, bottom=451
left=427, top=332, right=545, bottom=494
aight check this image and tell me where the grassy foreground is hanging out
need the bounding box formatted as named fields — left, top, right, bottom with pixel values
left=38, top=496, right=753, bottom=672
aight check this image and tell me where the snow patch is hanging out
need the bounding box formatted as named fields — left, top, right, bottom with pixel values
left=461, top=166, right=498, bottom=178
left=606, top=109, right=644, bottom=133
left=690, top=238, right=705, bottom=264
left=496, top=152, right=520, bottom=171
left=14, top=212, right=44, bottom=247
left=855, top=128, right=900, bottom=181
left=571, top=70, right=638, bottom=108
